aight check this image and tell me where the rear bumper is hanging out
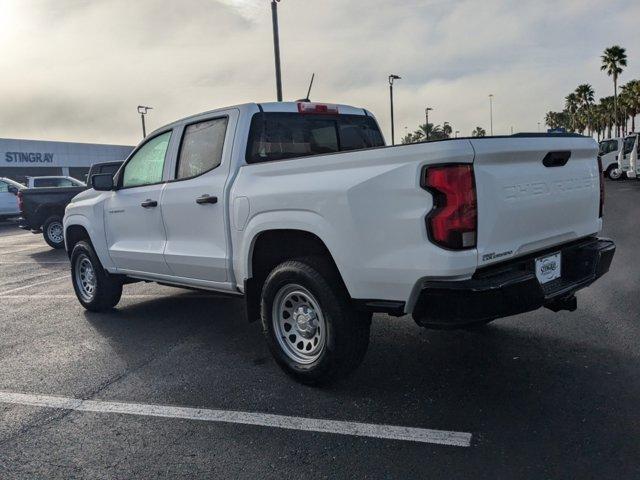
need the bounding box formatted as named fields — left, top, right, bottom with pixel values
left=17, top=217, right=38, bottom=232
left=412, top=237, right=615, bottom=327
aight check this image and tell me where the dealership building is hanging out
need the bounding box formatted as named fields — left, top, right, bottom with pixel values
left=0, top=138, right=134, bottom=184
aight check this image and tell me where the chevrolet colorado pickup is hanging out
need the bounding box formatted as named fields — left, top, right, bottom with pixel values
left=63, top=101, right=615, bottom=384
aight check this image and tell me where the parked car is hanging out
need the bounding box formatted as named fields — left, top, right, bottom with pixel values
left=25, top=176, right=86, bottom=188
left=64, top=101, right=615, bottom=384
left=598, top=137, right=624, bottom=179
left=0, top=177, right=24, bottom=220
left=18, top=162, right=122, bottom=248
left=617, top=133, right=639, bottom=179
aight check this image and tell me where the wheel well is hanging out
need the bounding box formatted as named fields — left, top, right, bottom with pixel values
left=244, top=229, right=347, bottom=322
left=65, top=225, right=91, bottom=257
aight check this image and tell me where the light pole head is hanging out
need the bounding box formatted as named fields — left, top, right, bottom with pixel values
left=137, top=105, right=153, bottom=115
left=425, top=107, right=433, bottom=113
left=389, top=74, right=401, bottom=85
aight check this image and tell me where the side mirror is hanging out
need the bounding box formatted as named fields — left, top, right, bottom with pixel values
left=92, top=173, right=115, bottom=191
left=8, top=186, right=18, bottom=195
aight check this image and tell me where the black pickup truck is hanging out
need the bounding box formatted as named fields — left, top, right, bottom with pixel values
left=18, top=161, right=123, bottom=248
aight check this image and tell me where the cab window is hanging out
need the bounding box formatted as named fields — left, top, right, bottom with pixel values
left=176, top=118, right=228, bottom=180
left=0, top=181, right=8, bottom=192
left=122, top=132, right=172, bottom=188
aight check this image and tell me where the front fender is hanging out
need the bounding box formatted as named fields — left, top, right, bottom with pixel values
left=64, top=213, right=115, bottom=271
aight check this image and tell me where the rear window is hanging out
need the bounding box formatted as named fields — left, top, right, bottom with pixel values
left=34, top=178, right=75, bottom=187
left=246, top=112, right=384, bottom=164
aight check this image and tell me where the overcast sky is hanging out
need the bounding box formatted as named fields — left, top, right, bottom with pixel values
left=1, top=0, right=639, bottom=146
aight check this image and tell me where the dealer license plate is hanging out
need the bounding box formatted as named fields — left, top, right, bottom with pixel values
left=535, top=252, right=561, bottom=284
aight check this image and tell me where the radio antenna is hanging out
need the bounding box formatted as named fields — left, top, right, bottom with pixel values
left=305, top=73, right=315, bottom=101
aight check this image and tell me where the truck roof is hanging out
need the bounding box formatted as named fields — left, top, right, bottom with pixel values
left=148, top=102, right=373, bottom=138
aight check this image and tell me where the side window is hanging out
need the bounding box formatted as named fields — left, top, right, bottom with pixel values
left=0, top=181, right=8, bottom=193
left=122, top=131, right=172, bottom=188
left=611, top=140, right=618, bottom=153
left=176, top=118, right=228, bottom=180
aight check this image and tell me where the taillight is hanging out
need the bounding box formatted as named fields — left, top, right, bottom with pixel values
left=17, top=190, right=24, bottom=213
left=597, top=156, right=604, bottom=218
left=423, top=164, right=477, bottom=250
left=297, top=102, right=339, bottom=115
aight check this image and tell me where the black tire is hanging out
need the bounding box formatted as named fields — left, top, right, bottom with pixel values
left=260, top=257, right=371, bottom=385
left=43, top=216, right=65, bottom=249
left=71, top=241, right=122, bottom=312
left=606, top=164, right=625, bottom=181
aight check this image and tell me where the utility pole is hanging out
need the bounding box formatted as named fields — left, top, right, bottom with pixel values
left=137, top=105, right=152, bottom=139
left=425, top=107, right=433, bottom=140
left=489, top=94, right=494, bottom=136
left=389, top=74, right=401, bottom=145
left=455, top=130, right=460, bottom=138
left=271, top=0, right=283, bottom=101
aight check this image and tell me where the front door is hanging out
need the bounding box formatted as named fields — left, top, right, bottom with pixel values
left=160, top=113, right=235, bottom=283
left=104, top=131, right=173, bottom=275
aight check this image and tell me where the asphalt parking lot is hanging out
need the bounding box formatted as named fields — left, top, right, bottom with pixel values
left=0, top=180, right=638, bottom=479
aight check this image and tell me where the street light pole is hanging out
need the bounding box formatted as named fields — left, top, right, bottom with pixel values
left=489, top=94, right=494, bottom=136
left=137, top=105, right=152, bottom=139
left=271, top=0, right=283, bottom=102
left=389, top=74, right=401, bottom=145
left=425, top=107, right=433, bottom=141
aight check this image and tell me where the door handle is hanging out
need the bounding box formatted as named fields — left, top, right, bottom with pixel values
left=141, top=199, right=158, bottom=208
left=542, top=151, right=571, bottom=167
left=196, top=194, right=218, bottom=205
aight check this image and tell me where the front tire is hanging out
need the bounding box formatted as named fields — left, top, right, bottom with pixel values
left=606, top=165, right=624, bottom=181
left=43, top=216, right=65, bottom=249
left=71, top=241, right=122, bottom=311
left=261, top=257, right=371, bottom=385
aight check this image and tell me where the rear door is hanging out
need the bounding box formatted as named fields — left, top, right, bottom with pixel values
left=104, top=131, right=174, bottom=275
left=160, top=110, right=237, bottom=283
left=472, top=136, right=600, bottom=267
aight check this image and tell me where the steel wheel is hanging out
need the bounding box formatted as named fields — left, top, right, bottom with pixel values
left=46, top=221, right=64, bottom=245
left=272, top=284, right=326, bottom=365
left=75, top=253, right=97, bottom=302
left=609, top=167, right=623, bottom=180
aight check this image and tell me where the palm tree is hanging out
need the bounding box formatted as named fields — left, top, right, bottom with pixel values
left=620, top=80, right=640, bottom=133
left=471, top=127, right=486, bottom=137
left=565, top=93, right=580, bottom=132
left=599, top=96, right=616, bottom=138
left=601, top=45, right=628, bottom=136
left=574, top=84, right=595, bottom=135
left=545, top=111, right=569, bottom=130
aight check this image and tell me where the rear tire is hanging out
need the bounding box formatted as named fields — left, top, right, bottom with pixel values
left=71, top=241, right=122, bottom=312
left=43, top=216, right=65, bottom=249
left=260, top=257, right=371, bottom=385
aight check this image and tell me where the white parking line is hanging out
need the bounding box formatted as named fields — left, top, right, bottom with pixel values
left=0, top=274, right=71, bottom=296
left=0, top=261, right=69, bottom=264
left=0, top=294, right=219, bottom=299
left=0, top=391, right=471, bottom=447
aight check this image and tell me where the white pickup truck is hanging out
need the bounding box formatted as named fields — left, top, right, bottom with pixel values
left=64, top=101, right=615, bottom=384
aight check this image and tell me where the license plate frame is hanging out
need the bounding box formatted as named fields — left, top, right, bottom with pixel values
left=535, top=252, right=561, bottom=284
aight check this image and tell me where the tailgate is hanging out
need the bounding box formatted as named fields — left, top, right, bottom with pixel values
left=471, top=136, right=601, bottom=267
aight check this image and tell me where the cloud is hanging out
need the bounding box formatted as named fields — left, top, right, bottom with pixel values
left=0, top=0, right=638, bottom=144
